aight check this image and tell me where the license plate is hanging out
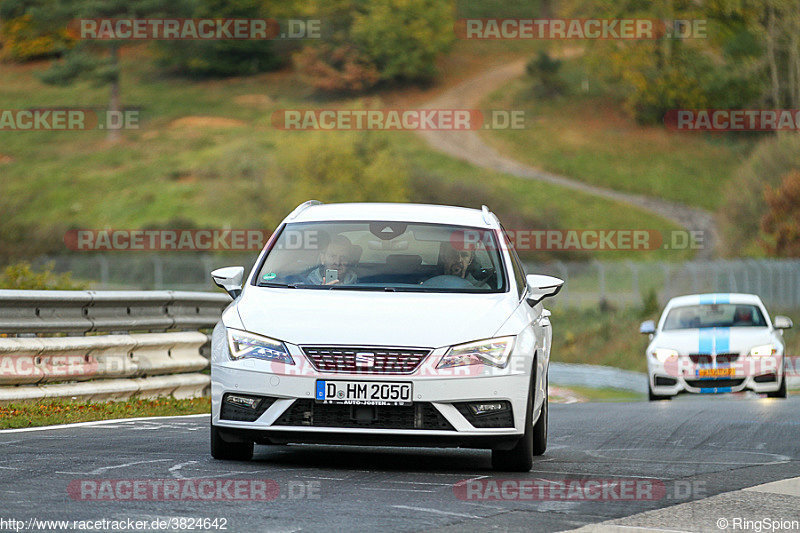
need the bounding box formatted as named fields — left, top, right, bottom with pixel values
left=697, top=367, right=735, bottom=378
left=315, top=380, right=412, bottom=406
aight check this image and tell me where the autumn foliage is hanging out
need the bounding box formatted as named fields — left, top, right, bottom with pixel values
left=760, top=170, right=800, bottom=257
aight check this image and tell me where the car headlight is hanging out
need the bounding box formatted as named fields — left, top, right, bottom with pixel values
left=650, top=348, right=678, bottom=363
left=437, top=336, right=515, bottom=369
left=750, top=344, right=776, bottom=357
left=226, top=329, right=294, bottom=365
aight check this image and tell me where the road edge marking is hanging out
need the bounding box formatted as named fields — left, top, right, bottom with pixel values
left=0, top=413, right=209, bottom=433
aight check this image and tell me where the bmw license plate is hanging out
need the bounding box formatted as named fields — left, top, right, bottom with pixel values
left=315, top=380, right=412, bottom=406
left=697, top=367, right=735, bottom=378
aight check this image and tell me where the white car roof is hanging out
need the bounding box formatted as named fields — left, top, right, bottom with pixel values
left=666, top=293, right=764, bottom=307
left=285, top=202, right=498, bottom=229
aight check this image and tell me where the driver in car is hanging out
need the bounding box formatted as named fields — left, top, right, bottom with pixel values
left=440, top=242, right=488, bottom=289
left=306, top=235, right=359, bottom=285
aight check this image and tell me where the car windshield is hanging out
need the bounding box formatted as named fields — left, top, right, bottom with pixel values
left=255, top=221, right=506, bottom=292
left=663, top=304, right=768, bottom=330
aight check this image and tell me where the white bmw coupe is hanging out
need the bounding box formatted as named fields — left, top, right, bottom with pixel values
left=642, top=293, right=792, bottom=400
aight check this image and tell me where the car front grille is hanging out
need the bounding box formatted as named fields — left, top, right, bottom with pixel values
left=273, top=400, right=455, bottom=431
left=300, top=346, right=431, bottom=374
left=685, top=378, right=745, bottom=389
left=688, top=353, right=740, bottom=364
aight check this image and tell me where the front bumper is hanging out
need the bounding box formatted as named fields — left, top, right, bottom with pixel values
left=211, top=358, right=532, bottom=447
left=648, top=355, right=784, bottom=395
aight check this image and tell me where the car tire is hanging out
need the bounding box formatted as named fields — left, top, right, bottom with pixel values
left=648, top=382, right=672, bottom=401
left=210, top=423, right=254, bottom=461
left=491, top=374, right=545, bottom=472
left=766, top=368, right=787, bottom=399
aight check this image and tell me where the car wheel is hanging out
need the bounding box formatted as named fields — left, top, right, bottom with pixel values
left=766, top=368, right=787, bottom=399
left=648, top=382, right=672, bottom=401
left=210, top=423, right=254, bottom=461
left=491, top=375, right=543, bottom=472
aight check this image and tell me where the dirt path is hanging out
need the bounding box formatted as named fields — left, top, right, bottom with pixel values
left=416, top=60, right=717, bottom=258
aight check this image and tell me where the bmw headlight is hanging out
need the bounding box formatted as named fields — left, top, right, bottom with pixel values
left=437, top=337, right=515, bottom=369
left=650, top=348, right=678, bottom=363
left=750, top=344, right=776, bottom=357
left=226, top=329, right=294, bottom=365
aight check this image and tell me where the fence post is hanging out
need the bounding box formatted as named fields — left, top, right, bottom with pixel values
left=152, top=255, right=164, bottom=289
left=97, top=255, right=109, bottom=289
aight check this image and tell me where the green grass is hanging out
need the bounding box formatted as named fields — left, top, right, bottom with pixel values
left=479, top=65, right=755, bottom=211
left=0, top=45, right=690, bottom=262
left=0, top=396, right=210, bottom=429
left=399, top=135, right=689, bottom=260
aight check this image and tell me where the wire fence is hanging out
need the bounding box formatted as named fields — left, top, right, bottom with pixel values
left=24, top=255, right=800, bottom=310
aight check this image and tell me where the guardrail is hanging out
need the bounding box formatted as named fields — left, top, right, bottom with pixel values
left=0, top=290, right=230, bottom=402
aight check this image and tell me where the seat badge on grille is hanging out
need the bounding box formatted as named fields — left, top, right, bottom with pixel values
left=355, top=352, right=375, bottom=368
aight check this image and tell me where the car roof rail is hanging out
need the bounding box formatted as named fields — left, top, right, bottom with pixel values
left=287, top=200, right=323, bottom=220
left=481, top=205, right=495, bottom=225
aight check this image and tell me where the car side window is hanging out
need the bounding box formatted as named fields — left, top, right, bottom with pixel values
left=501, top=226, right=527, bottom=299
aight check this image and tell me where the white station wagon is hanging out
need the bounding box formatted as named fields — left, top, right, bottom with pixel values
left=209, top=201, right=563, bottom=471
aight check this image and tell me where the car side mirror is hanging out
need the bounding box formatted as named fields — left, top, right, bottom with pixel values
left=211, top=266, right=245, bottom=299
left=525, top=274, right=564, bottom=306
left=640, top=320, right=656, bottom=335
left=773, top=315, right=793, bottom=330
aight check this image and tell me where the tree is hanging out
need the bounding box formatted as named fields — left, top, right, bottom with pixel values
left=760, top=170, right=800, bottom=257
left=154, top=0, right=285, bottom=77
left=30, top=0, right=181, bottom=142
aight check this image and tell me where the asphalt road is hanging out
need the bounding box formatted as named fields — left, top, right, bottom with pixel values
left=1, top=396, right=799, bottom=533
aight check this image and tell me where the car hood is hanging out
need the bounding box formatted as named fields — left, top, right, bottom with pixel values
left=653, top=327, right=775, bottom=354
left=234, top=286, right=518, bottom=348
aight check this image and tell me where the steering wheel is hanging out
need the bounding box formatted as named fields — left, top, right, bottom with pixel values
left=420, top=275, right=475, bottom=289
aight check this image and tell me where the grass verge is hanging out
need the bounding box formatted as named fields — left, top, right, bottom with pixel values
left=0, top=396, right=210, bottom=429
left=565, top=385, right=644, bottom=402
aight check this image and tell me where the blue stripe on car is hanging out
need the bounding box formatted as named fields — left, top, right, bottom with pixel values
left=699, top=387, right=732, bottom=393
left=715, top=327, right=730, bottom=354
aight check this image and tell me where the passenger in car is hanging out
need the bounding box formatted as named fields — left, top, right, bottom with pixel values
left=306, top=235, right=359, bottom=285
left=439, top=242, right=489, bottom=289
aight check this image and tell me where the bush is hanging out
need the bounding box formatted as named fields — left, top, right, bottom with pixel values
left=295, top=0, right=454, bottom=93
left=272, top=131, right=409, bottom=211
left=0, top=261, right=87, bottom=290
left=760, top=170, right=800, bottom=257
left=718, top=133, right=800, bottom=256
left=0, top=13, right=74, bottom=62
left=350, top=0, right=454, bottom=83
left=526, top=51, right=566, bottom=98
left=293, top=44, right=380, bottom=93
